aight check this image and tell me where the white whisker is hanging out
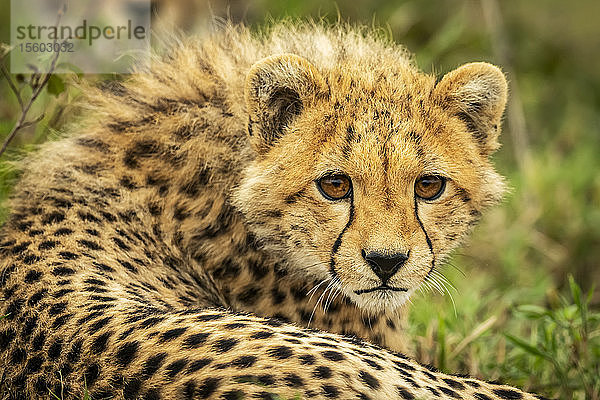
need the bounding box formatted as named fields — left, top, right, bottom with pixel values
left=427, top=274, right=445, bottom=295
left=429, top=270, right=458, bottom=317
left=324, top=278, right=341, bottom=312
left=306, top=278, right=329, bottom=301
left=308, top=278, right=337, bottom=326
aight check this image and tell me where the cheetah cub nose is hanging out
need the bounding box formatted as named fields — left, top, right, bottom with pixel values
left=362, top=250, right=409, bottom=283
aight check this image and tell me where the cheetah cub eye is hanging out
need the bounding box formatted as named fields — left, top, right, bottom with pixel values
left=414, top=175, right=446, bottom=200
left=316, top=174, right=352, bottom=200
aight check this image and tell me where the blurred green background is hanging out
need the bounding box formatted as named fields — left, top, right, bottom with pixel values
left=1, top=0, right=599, bottom=398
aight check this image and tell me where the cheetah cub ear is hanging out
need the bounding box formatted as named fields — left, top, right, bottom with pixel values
left=435, top=62, right=508, bottom=155
left=245, top=54, right=329, bottom=154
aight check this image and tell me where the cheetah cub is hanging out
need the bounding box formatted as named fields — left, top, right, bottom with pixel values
left=0, top=23, right=546, bottom=399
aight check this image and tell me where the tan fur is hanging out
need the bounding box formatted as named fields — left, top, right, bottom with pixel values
left=0, top=23, right=544, bottom=399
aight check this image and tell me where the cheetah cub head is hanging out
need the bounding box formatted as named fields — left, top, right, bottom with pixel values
left=234, top=53, right=508, bottom=314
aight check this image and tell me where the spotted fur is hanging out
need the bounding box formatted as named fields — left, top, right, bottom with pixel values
left=0, top=23, right=545, bottom=399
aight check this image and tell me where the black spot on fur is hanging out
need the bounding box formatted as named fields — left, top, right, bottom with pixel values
left=113, top=237, right=131, bottom=251
left=174, top=206, right=190, bottom=221
left=224, top=322, right=247, bottom=329
left=322, top=385, right=339, bottom=398
left=267, top=345, right=293, bottom=359
left=11, top=241, right=30, bottom=254
left=124, top=377, right=142, bottom=399
left=67, top=339, right=83, bottom=362
left=91, top=332, right=111, bottom=354
left=47, top=339, right=62, bottom=360
left=117, top=259, right=137, bottom=273
left=187, top=358, right=212, bottom=373
left=101, top=211, right=117, bottom=222
left=183, top=333, right=210, bottom=349
left=363, top=358, right=383, bottom=370
left=52, top=288, right=73, bottom=297
left=0, top=328, right=16, bottom=350
left=59, top=251, right=79, bottom=260
left=237, top=285, right=261, bottom=305
left=396, top=386, right=415, bottom=400
left=422, top=370, right=437, bottom=381
left=405, top=377, right=420, bottom=389
left=139, top=316, right=164, bottom=329
left=78, top=239, right=103, bottom=250
left=116, top=341, right=139, bottom=367
left=197, top=377, right=220, bottom=398
left=38, top=240, right=58, bottom=250
left=223, top=389, right=245, bottom=400
left=85, top=363, right=101, bottom=386
left=21, top=317, right=37, bottom=339
left=298, top=353, right=316, bottom=365
left=10, top=347, right=26, bottom=364
left=24, top=270, right=43, bottom=283
left=54, top=227, right=73, bottom=236
left=52, top=266, right=76, bottom=276
left=34, top=377, right=48, bottom=394
left=78, top=211, right=102, bottom=224
left=231, top=355, right=257, bottom=368
left=313, top=365, right=333, bottom=379
left=49, top=301, right=68, bottom=315
left=52, top=313, right=73, bottom=329
left=144, top=388, right=161, bottom=400
left=284, top=373, right=304, bottom=387
left=179, top=166, right=211, bottom=198
left=214, top=338, right=238, bottom=353
left=0, top=264, right=16, bottom=288
left=359, top=370, right=380, bottom=389
left=42, top=211, right=65, bottom=225
left=160, top=327, right=187, bottom=342
left=120, top=176, right=138, bottom=189
left=322, top=350, right=345, bottom=362
left=142, top=352, right=167, bottom=377
left=22, top=253, right=41, bottom=264
left=77, top=137, right=111, bottom=152
left=5, top=298, right=24, bottom=320
left=465, top=380, right=481, bottom=388
left=492, top=389, right=523, bottom=399
left=270, top=288, right=287, bottom=304
left=166, top=359, right=188, bottom=378
left=250, top=330, right=274, bottom=339
left=284, top=191, right=303, bottom=204
left=443, top=378, right=466, bottom=390
left=123, top=140, right=161, bottom=169
left=25, top=355, right=44, bottom=373
left=89, top=316, right=112, bottom=333
left=438, top=386, right=461, bottom=398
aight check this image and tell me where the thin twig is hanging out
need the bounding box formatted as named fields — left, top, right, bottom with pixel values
left=0, top=63, right=24, bottom=110
left=0, top=3, right=65, bottom=158
left=0, top=55, right=58, bottom=157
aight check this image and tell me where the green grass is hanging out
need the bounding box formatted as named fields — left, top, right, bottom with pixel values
left=406, top=271, right=600, bottom=399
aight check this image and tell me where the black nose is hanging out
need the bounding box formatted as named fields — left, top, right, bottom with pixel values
left=363, top=250, right=409, bottom=283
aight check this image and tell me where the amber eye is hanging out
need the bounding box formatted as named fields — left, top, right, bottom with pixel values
left=415, top=175, right=446, bottom=200
left=316, top=174, right=352, bottom=200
